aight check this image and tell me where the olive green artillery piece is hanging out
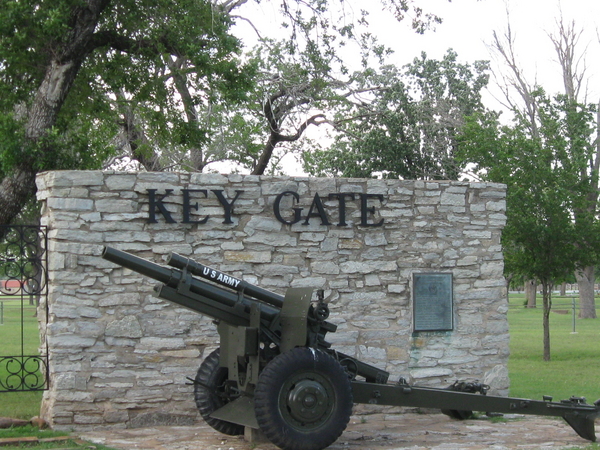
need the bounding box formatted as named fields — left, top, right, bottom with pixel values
left=101, top=246, right=600, bottom=450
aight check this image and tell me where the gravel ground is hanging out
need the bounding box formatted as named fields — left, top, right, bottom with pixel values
left=80, top=412, right=599, bottom=450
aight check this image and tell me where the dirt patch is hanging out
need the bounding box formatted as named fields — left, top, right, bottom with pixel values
left=80, top=413, right=599, bottom=450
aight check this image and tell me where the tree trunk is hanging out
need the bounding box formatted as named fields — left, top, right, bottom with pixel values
left=0, top=1, right=109, bottom=227
left=252, top=133, right=278, bottom=175
left=1, top=58, right=83, bottom=226
left=525, top=279, right=537, bottom=308
left=575, top=266, right=597, bottom=318
left=559, top=282, right=566, bottom=296
left=0, top=168, right=38, bottom=229
left=542, top=281, right=552, bottom=361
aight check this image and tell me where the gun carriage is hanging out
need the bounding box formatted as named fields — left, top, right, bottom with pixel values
left=102, top=246, right=600, bottom=450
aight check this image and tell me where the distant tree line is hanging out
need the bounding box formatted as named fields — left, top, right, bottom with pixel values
left=1, top=1, right=598, bottom=361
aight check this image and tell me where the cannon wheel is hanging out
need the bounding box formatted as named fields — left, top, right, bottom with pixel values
left=194, top=348, right=244, bottom=436
left=254, top=347, right=353, bottom=450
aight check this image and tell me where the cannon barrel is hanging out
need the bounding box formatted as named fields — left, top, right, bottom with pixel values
left=102, top=246, right=385, bottom=383
left=101, top=246, right=281, bottom=325
left=167, top=252, right=284, bottom=309
left=100, top=246, right=599, bottom=448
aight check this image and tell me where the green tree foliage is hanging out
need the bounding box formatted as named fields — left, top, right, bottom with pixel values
left=303, top=50, right=490, bottom=180
left=193, top=39, right=342, bottom=175
left=0, top=0, right=253, bottom=226
left=215, top=38, right=382, bottom=175
left=122, top=0, right=445, bottom=176
left=459, top=92, right=600, bottom=359
left=0, top=0, right=446, bottom=225
left=491, top=18, right=599, bottom=318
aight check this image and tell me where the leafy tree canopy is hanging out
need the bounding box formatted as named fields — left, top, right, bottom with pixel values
left=0, top=0, right=447, bottom=226
left=0, top=0, right=254, bottom=173
left=459, top=92, right=600, bottom=285
left=302, top=50, right=490, bottom=180
left=0, top=0, right=255, bottom=225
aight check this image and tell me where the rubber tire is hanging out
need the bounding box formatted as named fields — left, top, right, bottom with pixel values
left=194, top=348, right=244, bottom=436
left=254, top=347, right=353, bottom=450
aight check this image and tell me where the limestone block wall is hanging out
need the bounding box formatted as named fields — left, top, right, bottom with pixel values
left=36, top=170, right=508, bottom=429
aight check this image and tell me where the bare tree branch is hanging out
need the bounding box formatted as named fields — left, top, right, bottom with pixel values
left=491, top=20, right=540, bottom=137
left=548, top=17, right=588, bottom=101
left=114, top=90, right=163, bottom=171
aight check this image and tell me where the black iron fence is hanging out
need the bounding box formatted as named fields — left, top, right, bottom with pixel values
left=508, top=293, right=599, bottom=334
left=0, top=225, right=49, bottom=392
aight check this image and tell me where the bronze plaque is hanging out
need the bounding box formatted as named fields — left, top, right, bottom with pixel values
left=413, top=273, right=453, bottom=332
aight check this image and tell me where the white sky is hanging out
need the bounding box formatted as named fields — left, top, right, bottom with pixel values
left=232, top=0, right=600, bottom=174
left=374, top=0, right=600, bottom=109
left=235, top=0, right=600, bottom=104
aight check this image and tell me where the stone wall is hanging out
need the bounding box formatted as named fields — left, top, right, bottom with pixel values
left=36, top=170, right=509, bottom=429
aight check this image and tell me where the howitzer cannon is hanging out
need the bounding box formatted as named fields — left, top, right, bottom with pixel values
left=102, top=246, right=600, bottom=450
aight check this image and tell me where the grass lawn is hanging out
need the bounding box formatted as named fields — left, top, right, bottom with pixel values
left=507, top=294, right=600, bottom=403
left=0, top=297, right=42, bottom=355
left=0, top=425, right=119, bottom=450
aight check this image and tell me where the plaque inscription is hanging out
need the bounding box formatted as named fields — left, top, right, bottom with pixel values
left=413, top=273, right=453, bottom=332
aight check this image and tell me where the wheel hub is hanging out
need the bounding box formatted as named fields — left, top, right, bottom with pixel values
left=287, top=379, right=330, bottom=423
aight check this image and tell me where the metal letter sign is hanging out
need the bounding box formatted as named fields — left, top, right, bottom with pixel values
left=413, top=273, right=453, bottom=332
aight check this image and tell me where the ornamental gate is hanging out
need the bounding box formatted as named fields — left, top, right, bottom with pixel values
left=0, top=225, right=49, bottom=392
